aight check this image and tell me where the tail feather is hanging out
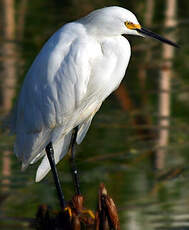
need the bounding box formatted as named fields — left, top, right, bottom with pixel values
left=76, top=116, right=93, bottom=144
left=35, top=131, right=72, bottom=182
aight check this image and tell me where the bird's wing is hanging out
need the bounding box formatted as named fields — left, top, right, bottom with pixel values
left=13, top=22, right=95, bottom=164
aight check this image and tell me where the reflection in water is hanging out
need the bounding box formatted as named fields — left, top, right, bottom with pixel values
left=156, top=0, right=177, bottom=170
left=0, top=0, right=16, bottom=113
left=1, top=151, right=11, bottom=192
left=126, top=210, right=140, bottom=230
left=0, top=0, right=189, bottom=229
left=0, top=0, right=17, bottom=196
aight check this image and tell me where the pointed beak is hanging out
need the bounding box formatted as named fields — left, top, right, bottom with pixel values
left=136, top=27, right=179, bottom=48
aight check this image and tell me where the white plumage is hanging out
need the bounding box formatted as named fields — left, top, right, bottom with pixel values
left=12, top=6, right=176, bottom=182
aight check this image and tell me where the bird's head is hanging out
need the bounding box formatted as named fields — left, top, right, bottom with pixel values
left=80, top=6, right=178, bottom=48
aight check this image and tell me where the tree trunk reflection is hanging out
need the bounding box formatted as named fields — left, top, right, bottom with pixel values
left=156, top=0, right=177, bottom=169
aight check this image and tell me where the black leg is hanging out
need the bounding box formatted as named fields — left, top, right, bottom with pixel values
left=46, top=142, right=65, bottom=210
left=70, top=126, right=81, bottom=195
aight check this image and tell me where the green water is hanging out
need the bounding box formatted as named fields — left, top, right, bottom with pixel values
left=0, top=0, right=189, bottom=229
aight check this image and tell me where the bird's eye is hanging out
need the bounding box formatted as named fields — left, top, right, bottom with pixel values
left=125, top=21, right=141, bottom=30
left=125, top=21, right=133, bottom=26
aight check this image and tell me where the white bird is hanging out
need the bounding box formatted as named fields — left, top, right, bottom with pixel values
left=11, top=6, right=178, bottom=189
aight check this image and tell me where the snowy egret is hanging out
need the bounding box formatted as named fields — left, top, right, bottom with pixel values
left=11, top=6, right=178, bottom=208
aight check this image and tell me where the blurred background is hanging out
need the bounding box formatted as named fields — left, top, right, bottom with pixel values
left=0, top=0, right=189, bottom=229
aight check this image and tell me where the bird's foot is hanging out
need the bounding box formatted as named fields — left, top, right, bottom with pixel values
left=63, top=194, right=95, bottom=225
left=80, top=209, right=95, bottom=219
left=64, top=206, right=72, bottom=218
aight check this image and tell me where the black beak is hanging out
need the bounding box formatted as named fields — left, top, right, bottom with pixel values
left=136, top=27, right=179, bottom=48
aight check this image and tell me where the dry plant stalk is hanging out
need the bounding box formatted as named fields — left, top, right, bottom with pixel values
left=96, top=183, right=120, bottom=230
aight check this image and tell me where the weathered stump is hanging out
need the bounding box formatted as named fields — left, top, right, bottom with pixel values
left=34, top=183, right=120, bottom=230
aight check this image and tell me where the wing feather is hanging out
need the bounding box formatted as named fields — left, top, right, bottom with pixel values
left=13, top=22, right=93, bottom=165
